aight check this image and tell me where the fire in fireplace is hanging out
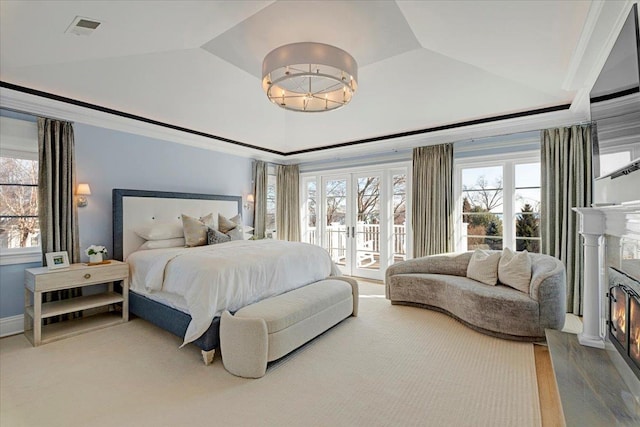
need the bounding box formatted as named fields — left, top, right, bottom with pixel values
left=608, top=267, right=640, bottom=380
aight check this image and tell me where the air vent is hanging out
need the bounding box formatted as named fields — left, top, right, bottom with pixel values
left=65, top=16, right=101, bottom=36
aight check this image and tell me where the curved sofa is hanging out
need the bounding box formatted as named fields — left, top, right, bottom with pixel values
left=385, top=251, right=566, bottom=341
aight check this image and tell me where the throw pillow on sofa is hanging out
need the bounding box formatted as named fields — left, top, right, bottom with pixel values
left=498, top=247, right=532, bottom=293
left=466, top=249, right=501, bottom=285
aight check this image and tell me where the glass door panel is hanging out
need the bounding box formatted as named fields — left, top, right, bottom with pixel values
left=352, top=173, right=383, bottom=278
left=324, top=177, right=349, bottom=270
left=392, top=173, right=407, bottom=264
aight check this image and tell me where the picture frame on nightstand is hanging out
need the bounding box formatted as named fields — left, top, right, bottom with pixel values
left=45, top=251, right=70, bottom=270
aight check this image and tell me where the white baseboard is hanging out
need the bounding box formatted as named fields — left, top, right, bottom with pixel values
left=0, top=314, right=24, bottom=337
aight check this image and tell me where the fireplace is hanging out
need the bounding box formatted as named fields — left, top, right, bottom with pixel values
left=608, top=267, right=640, bottom=379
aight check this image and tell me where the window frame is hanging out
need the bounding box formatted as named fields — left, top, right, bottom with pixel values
left=0, top=117, right=41, bottom=265
left=454, top=150, right=540, bottom=253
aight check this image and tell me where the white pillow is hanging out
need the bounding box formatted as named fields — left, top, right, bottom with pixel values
left=466, top=249, right=501, bottom=285
left=498, top=248, right=532, bottom=293
left=227, top=227, right=244, bottom=241
left=134, top=222, right=183, bottom=240
left=138, top=238, right=185, bottom=250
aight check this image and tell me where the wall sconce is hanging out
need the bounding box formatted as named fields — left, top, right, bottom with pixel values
left=76, top=183, right=91, bottom=207
left=244, top=194, right=254, bottom=210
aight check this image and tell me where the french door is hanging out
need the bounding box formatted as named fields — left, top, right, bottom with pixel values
left=301, top=165, right=410, bottom=280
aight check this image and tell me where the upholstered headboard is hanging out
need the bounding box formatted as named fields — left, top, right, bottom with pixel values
left=112, top=189, right=242, bottom=261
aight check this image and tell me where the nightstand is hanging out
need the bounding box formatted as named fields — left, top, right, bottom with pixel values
left=24, top=260, right=129, bottom=346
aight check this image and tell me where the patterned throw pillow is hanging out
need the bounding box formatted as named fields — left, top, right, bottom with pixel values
left=207, top=227, right=231, bottom=245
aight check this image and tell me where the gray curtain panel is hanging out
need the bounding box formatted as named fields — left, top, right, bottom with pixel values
left=37, top=117, right=81, bottom=322
left=541, top=124, right=592, bottom=315
left=276, top=164, right=300, bottom=241
left=412, top=144, right=454, bottom=258
left=253, top=161, right=267, bottom=239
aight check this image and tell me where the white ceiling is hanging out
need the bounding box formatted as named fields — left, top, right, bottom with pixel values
left=0, top=1, right=630, bottom=160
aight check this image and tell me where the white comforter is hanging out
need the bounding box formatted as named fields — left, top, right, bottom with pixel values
left=127, top=239, right=340, bottom=345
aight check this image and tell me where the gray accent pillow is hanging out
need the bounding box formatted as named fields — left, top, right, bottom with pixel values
left=498, top=248, right=532, bottom=293
left=207, top=227, right=231, bottom=245
left=466, top=249, right=500, bottom=285
left=182, top=213, right=214, bottom=247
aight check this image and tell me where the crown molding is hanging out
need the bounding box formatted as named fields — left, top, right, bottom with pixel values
left=1, top=83, right=587, bottom=165
left=0, top=86, right=286, bottom=163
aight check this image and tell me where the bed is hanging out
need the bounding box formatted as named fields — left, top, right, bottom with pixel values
left=112, top=189, right=339, bottom=364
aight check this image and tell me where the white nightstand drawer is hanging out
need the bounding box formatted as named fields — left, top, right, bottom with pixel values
left=26, top=262, right=128, bottom=292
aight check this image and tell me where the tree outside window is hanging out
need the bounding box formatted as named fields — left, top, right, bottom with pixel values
left=0, top=156, right=39, bottom=249
left=460, top=161, right=540, bottom=253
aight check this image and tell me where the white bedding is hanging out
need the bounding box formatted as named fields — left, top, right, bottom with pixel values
left=127, top=239, right=340, bottom=345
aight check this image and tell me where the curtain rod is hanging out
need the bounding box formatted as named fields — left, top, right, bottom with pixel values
left=0, top=106, right=74, bottom=123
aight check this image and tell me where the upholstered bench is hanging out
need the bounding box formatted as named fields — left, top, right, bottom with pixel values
left=220, top=277, right=358, bottom=378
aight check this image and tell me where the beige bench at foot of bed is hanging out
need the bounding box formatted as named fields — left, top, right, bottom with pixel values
left=220, top=277, right=358, bottom=378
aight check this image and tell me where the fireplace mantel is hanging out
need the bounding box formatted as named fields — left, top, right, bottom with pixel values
left=574, top=201, right=640, bottom=349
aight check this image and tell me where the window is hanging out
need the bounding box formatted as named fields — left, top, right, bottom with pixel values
left=0, top=115, right=40, bottom=264
left=457, top=152, right=540, bottom=253
left=301, top=177, right=317, bottom=245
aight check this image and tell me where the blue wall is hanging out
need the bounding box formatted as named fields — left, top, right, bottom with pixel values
left=0, top=118, right=254, bottom=320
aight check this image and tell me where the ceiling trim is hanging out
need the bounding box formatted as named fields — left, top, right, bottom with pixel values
left=284, top=104, right=571, bottom=156
left=0, top=81, right=283, bottom=156
left=0, top=81, right=584, bottom=163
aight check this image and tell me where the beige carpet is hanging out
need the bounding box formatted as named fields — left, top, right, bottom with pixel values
left=0, top=282, right=541, bottom=427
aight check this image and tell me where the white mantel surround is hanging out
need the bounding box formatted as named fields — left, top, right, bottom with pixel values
left=574, top=200, right=640, bottom=349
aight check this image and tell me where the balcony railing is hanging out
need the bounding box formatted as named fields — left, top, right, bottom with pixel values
left=304, top=223, right=406, bottom=266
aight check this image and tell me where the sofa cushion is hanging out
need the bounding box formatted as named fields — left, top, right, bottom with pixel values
left=498, top=248, right=532, bottom=293
left=466, top=249, right=500, bottom=285
left=233, top=280, right=352, bottom=334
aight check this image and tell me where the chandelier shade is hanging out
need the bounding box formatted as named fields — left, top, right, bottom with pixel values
left=262, top=42, right=358, bottom=112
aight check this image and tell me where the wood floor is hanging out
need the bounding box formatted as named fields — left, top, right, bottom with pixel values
left=534, top=344, right=566, bottom=427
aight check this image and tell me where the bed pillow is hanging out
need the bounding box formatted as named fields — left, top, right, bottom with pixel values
left=138, top=238, right=186, bottom=250
left=466, top=249, right=500, bottom=285
left=182, top=213, right=214, bottom=247
left=218, top=214, right=246, bottom=240
left=207, top=227, right=231, bottom=245
left=218, top=213, right=238, bottom=233
left=134, top=222, right=183, bottom=241
left=498, top=247, right=532, bottom=293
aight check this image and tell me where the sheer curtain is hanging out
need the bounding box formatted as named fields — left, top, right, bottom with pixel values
left=541, top=124, right=593, bottom=315
left=412, top=143, right=454, bottom=258
left=38, top=117, right=81, bottom=322
left=253, top=161, right=267, bottom=239
left=276, top=164, right=300, bottom=241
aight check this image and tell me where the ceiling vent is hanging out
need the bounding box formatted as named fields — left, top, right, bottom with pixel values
left=65, top=16, right=101, bottom=36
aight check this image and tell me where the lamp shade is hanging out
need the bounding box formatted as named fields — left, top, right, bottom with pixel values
left=247, top=194, right=255, bottom=203
left=77, top=183, right=91, bottom=195
left=262, top=42, right=358, bottom=112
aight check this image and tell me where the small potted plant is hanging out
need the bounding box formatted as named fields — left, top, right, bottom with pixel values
left=86, top=245, right=108, bottom=264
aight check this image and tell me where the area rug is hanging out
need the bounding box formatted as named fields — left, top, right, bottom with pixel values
left=0, top=282, right=540, bottom=427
